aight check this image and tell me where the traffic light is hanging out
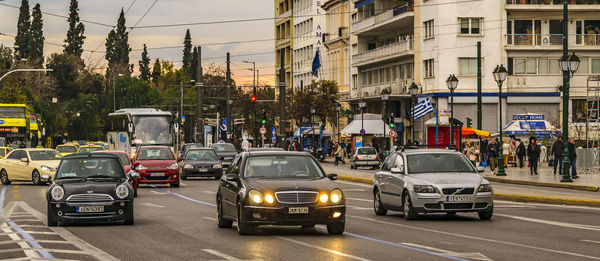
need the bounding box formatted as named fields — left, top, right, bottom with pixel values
left=261, top=110, right=267, bottom=125
left=250, top=95, right=256, bottom=102
left=388, top=113, right=395, bottom=128
left=466, top=117, right=472, bottom=128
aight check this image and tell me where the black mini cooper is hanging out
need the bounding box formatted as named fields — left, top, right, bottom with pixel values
left=44, top=154, right=139, bottom=226
left=216, top=151, right=345, bottom=235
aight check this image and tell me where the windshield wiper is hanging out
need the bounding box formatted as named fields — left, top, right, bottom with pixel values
left=86, top=175, right=119, bottom=179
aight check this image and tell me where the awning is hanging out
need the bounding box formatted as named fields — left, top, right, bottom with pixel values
left=355, top=0, right=375, bottom=8
left=341, top=119, right=391, bottom=135
left=293, top=127, right=333, bottom=138
left=502, top=114, right=561, bottom=136
left=462, top=127, right=491, bottom=138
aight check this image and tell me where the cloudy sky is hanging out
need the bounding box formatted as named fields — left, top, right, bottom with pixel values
left=0, top=0, right=275, bottom=86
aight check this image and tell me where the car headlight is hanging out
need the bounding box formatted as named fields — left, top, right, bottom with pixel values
left=330, top=189, right=343, bottom=203
left=212, top=163, right=222, bottom=169
left=116, top=184, right=129, bottom=199
left=319, top=193, right=329, bottom=203
left=264, top=194, right=274, bottom=204
left=413, top=185, right=436, bottom=193
left=167, top=163, right=179, bottom=170
left=41, top=165, right=56, bottom=172
left=51, top=186, right=64, bottom=201
left=183, top=164, right=193, bottom=169
left=249, top=190, right=263, bottom=204
left=478, top=184, right=493, bottom=192
left=135, top=164, right=147, bottom=170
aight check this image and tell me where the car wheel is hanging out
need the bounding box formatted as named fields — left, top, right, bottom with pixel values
left=124, top=204, right=134, bottom=225
left=326, top=222, right=345, bottom=235
left=350, top=164, right=355, bottom=169
left=0, top=170, right=10, bottom=185
left=32, top=170, right=42, bottom=185
left=217, top=197, right=233, bottom=228
left=478, top=206, right=493, bottom=220
left=170, top=182, right=180, bottom=188
left=215, top=174, right=222, bottom=180
left=236, top=202, right=254, bottom=235
left=402, top=192, right=418, bottom=220
left=373, top=189, right=388, bottom=216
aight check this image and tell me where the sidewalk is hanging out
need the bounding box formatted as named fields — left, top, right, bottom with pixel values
left=484, top=164, right=600, bottom=192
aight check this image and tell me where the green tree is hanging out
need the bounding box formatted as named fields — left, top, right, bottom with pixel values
left=182, top=29, right=193, bottom=76
left=0, top=45, right=13, bottom=72
left=64, top=0, right=86, bottom=57
left=151, top=58, right=161, bottom=85
left=14, top=0, right=31, bottom=60
left=108, top=77, right=160, bottom=111
left=191, top=46, right=198, bottom=81
left=105, top=8, right=131, bottom=77
left=46, top=53, right=83, bottom=100
left=290, top=80, right=339, bottom=128
left=139, top=44, right=151, bottom=81
left=29, top=3, right=44, bottom=65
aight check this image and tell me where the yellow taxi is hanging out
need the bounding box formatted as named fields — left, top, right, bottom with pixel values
left=78, top=145, right=104, bottom=153
left=55, top=144, right=79, bottom=156
left=0, top=148, right=62, bottom=185
left=0, top=147, right=13, bottom=159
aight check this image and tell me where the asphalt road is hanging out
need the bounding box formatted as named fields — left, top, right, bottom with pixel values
left=2, top=178, right=600, bottom=261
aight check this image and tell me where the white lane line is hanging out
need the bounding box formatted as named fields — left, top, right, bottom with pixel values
left=495, top=214, right=600, bottom=232
left=150, top=190, right=169, bottom=195
left=139, top=202, right=166, bottom=208
left=494, top=200, right=600, bottom=211
left=582, top=240, right=600, bottom=244
left=180, top=182, right=187, bottom=187
left=202, top=216, right=217, bottom=221
left=344, top=189, right=366, bottom=192
left=402, top=243, right=492, bottom=261
left=202, top=249, right=242, bottom=261
left=0, top=222, right=40, bottom=258
left=275, top=236, right=371, bottom=261
left=336, top=180, right=372, bottom=188
left=348, top=197, right=371, bottom=202
left=348, top=215, right=600, bottom=260
left=202, top=190, right=216, bottom=194
left=348, top=206, right=372, bottom=210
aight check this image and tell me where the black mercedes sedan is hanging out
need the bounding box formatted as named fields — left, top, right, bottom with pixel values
left=181, top=148, right=223, bottom=180
left=44, top=154, right=138, bottom=226
left=211, top=142, right=238, bottom=169
left=216, top=151, right=345, bottom=235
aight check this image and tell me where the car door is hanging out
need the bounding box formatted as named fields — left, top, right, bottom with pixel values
left=386, top=153, right=407, bottom=207
left=377, top=152, right=396, bottom=204
left=222, top=156, right=242, bottom=217
left=8, top=150, right=27, bottom=180
left=2, top=150, right=19, bottom=178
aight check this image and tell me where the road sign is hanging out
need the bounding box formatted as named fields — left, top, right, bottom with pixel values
left=359, top=129, right=366, bottom=136
left=272, top=137, right=276, bottom=144
left=271, top=127, right=277, bottom=136
left=389, top=130, right=397, bottom=137
left=259, top=127, right=267, bottom=135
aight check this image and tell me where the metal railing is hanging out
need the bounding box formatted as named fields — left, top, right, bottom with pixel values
left=506, top=34, right=600, bottom=46
left=353, top=39, right=414, bottom=65
left=352, top=2, right=413, bottom=32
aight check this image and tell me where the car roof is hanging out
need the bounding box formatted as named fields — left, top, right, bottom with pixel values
left=246, top=148, right=285, bottom=152
left=80, top=145, right=103, bottom=148
left=187, top=148, right=214, bottom=151
left=138, top=145, right=171, bottom=149
left=62, top=153, right=121, bottom=160
left=14, top=148, right=56, bottom=152
left=401, top=148, right=462, bottom=155
left=57, top=144, right=77, bottom=147
left=91, top=150, right=127, bottom=154
left=246, top=151, right=310, bottom=157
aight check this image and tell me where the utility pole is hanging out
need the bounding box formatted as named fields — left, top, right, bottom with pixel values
left=560, top=0, right=573, bottom=183
left=196, top=46, right=204, bottom=145
left=477, top=41, right=482, bottom=130
left=180, top=82, right=184, bottom=146
left=226, top=52, right=232, bottom=142
left=279, top=49, right=287, bottom=149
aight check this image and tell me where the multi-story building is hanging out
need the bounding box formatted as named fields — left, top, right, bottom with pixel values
left=275, top=0, right=293, bottom=90
left=292, top=0, right=327, bottom=90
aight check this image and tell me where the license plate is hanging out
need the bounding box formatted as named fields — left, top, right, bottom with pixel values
left=446, top=195, right=473, bottom=202
left=288, top=207, right=309, bottom=214
left=150, top=173, right=165, bottom=176
left=197, top=168, right=208, bottom=172
left=76, top=206, right=104, bottom=213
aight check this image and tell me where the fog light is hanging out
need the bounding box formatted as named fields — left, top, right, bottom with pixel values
left=252, top=213, right=261, bottom=219
left=120, top=202, right=125, bottom=207
left=332, top=212, right=342, bottom=218
left=57, top=211, right=63, bottom=216
left=55, top=203, right=61, bottom=208
left=118, top=209, right=124, bottom=215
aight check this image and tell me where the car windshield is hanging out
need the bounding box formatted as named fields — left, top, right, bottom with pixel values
left=407, top=153, right=475, bottom=174
left=133, top=116, right=172, bottom=145
left=29, top=151, right=62, bottom=161
left=55, top=158, right=123, bottom=179
left=57, top=146, right=77, bottom=153
left=79, top=147, right=103, bottom=153
left=358, top=148, right=376, bottom=155
left=94, top=152, right=130, bottom=166
left=244, top=155, right=325, bottom=179
left=185, top=150, right=218, bottom=161
left=212, top=143, right=236, bottom=152
left=137, top=148, right=174, bottom=160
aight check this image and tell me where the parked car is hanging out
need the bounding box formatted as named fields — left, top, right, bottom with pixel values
left=134, top=146, right=180, bottom=188
left=350, top=147, right=380, bottom=169
left=45, top=153, right=138, bottom=226
left=56, top=144, right=80, bottom=156
left=78, top=145, right=104, bottom=154
left=211, top=142, right=237, bottom=169
left=216, top=151, right=345, bottom=235
left=0, top=148, right=62, bottom=185
left=373, top=147, right=493, bottom=220
left=181, top=143, right=204, bottom=157
left=0, top=146, right=13, bottom=159
left=181, top=148, right=222, bottom=180
left=92, top=150, right=138, bottom=197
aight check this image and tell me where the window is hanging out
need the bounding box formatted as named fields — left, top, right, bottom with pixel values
left=460, top=18, right=481, bottom=35
left=459, top=58, right=478, bottom=75
left=514, top=58, right=536, bottom=75
left=424, top=59, right=434, bottom=78
left=572, top=99, right=587, bottom=123
left=424, top=20, right=434, bottom=39
left=576, top=58, right=589, bottom=75
left=593, top=59, right=600, bottom=74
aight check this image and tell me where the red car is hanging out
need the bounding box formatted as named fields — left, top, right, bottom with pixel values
left=134, top=146, right=180, bottom=188
left=92, top=150, right=139, bottom=197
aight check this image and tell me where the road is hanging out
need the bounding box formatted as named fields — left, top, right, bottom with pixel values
left=1, top=179, right=600, bottom=261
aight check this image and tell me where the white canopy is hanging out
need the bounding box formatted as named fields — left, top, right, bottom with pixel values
left=341, top=114, right=391, bottom=135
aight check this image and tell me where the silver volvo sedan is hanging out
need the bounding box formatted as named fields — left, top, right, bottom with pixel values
left=373, top=147, right=493, bottom=220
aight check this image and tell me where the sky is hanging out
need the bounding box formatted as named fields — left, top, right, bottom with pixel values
left=0, top=0, right=275, bottom=86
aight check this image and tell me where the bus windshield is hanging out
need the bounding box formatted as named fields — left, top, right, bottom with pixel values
left=133, top=116, right=172, bottom=145
left=0, top=107, right=26, bottom=118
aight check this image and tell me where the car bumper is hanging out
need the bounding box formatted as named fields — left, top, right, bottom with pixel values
left=353, top=160, right=379, bottom=166
left=48, top=200, right=132, bottom=223
left=183, top=168, right=222, bottom=177
left=242, top=205, right=346, bottom=225
left=137, top=169, right=179, bottom=184
left=411, top=192, right=494, bottom=213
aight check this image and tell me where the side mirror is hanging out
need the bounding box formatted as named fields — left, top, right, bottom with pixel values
left=224, top=174, right=238, bottom=182
left=177, top=157, right=183, bottom=162
left=128, top=170, right=140, bottom=179
left=21, top=158, right=29, bottom=162
left=477, top=166, right=485, bottom=173
left=41, top=174, right=50, bottom=182
left=390, top=167, right=404, bottom=174
left=327, top=173, right=338, bottom=180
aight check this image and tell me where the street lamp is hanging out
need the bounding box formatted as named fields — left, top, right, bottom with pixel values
left=445, top=74, right=459, bottom=147
left=409, top=83, right=419, bottom=143
left=359, top=99, right=366, bottom=135
left=335, top=103, right=341, bottom=144
left=559, top=52, right=580, bottom=182
left=493, top=64, right=508, bottom=176
left=380, top=89, right=390, bottom=151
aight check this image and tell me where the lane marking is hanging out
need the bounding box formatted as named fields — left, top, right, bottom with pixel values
left=0, top=185, right=7, bottom=213
left=12, top=190, right=18, bottom=193
left=343, top=189, right=366, bottom=192
left=150, top=190, right=169, bottom=195
left=348, top=197, right=371, bottom=202
left=202, top=216, right=217, bottom=221
left=13, top=185, right=18, bottom=188
left=0, top=239, right=72, bottom=246
left=582, top=240, right=600, bottom=244
left=139, top=202, right=165, bottom=208
left=335, top=180, right=372, bottom=188
left=202, top=249, right=242, bottom=261
left=348, top=215, right=600, bottom=260
left=7, top=220, right=54, bottom=259
left=1, top=222, right=40, bottom=258
left=154, top=187, right=216, bottom=207
left=402, top=243, right=492, bottom=261
left=494, top=200, right=600, bottom=211
left=276, top=236, right=371, bottom=261
left=202, top=190, right=216, bottom=194
left=495, top=214, right=600, bottom=232
left=348, top=206, right=371, bottom=210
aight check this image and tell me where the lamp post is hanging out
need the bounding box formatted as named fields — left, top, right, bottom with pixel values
left=493, top=64, right=508, bottom=176
left=445, top=74, right=459, bottom=147
left=335, top=103, right=341, bottom=144
left=409, top=83, right=419, bottom=143
left=380, top=89, right=390, bottom=151
left=310, top=107, right=316, bottom=149
left=359, top=99, right=366, bottom=134
left=559, top=53, right=580, bottom=182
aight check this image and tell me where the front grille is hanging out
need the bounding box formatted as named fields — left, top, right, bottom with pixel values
left=424, top=203, right=441, bottom=209
left=474, top=203, right=488, bottom=209
left=275, top=191, right=318, bottom=204
left=442, top=188, right=475, bottom=195
left=145, top=176, right=170, bottom=180
left=66, top=193, right=114, bottom=202
left=443, top=203, right=473, bottom=209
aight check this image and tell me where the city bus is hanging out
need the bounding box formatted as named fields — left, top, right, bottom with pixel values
left=0, top=104, right=32, bottom=148
left=29, top=114, right=42, bottom=147
left=107, top=108, right=175, bottom=156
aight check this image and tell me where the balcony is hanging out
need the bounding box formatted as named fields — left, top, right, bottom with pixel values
left=360, top=80, right=411, bottom=98
left=353, top=39, right=414, bottom=67
left=505, top=33, right=600, bottom=49
left=352, top=2, right=414, bottom=35
left=505, top=0, right=600, bottom=11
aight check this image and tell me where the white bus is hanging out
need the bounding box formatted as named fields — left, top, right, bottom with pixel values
left=107, top=108, right=175, bottom=156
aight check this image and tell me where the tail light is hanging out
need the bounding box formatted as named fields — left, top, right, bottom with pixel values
left=375, top=155, right=379, bottom=160
left=355, top=155, right=359, bottom=160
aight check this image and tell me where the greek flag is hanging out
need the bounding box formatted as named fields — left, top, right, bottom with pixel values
left=411, top=98, right=434, bottom=120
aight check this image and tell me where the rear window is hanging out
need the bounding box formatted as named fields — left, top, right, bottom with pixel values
left=212, top=143, right=236, bottom=152
left=358, top=148, right=376, bottom=155
left=137, top=148, right=174, bottom=160
left=57, top=146, right=77, bottom=153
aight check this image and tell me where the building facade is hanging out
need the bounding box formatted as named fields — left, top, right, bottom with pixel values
left=275, top=0, right=293, bottom=90
left=292, top=0, right=327, bottom=90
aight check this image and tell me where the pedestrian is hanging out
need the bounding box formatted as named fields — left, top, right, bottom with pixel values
left=516, top=141, right=526, bottom=168
left=466, top=142, right=477, bottom=166
left=488, top=139, right=498, bottom=174
left=551, top=136, right=564, bottom=175
left=527, top=137, right=541, bottom=175
left=334, top=142, right=345, bottom=166
left=321, top=141, right=329, bottom=161
left=480, top=139, right=488, bottom=167
left=502, top=140, right=512, bottom=168
left=346, top=140, right=352, bottom=159
left=340, top=142, right=347, bottom=160
left=568, top=138, right=579, bottom=179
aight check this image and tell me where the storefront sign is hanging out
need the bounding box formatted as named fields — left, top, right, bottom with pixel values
left=513, top=114, right=544, bottom=121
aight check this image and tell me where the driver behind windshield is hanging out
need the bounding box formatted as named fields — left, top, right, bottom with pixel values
left=244, top=156, right=323, bottom=179
left=55, top=158, right=122, bottom=179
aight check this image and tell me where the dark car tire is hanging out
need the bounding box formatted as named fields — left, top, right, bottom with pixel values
left=478, top=206, right=493, bottom=220
left=373, top=189, right=388, bottom=216
left=170, top=182, right=180, bottom=188
left=214, top=174, right=222, bottom=180
left=402, top=192, right=418, bottom=220
left=124, top=205, right=134, bottom=225
left=0, top=170, right=11, bottom=185
left=47, top=204, right=57, bottom=227
left=326, top=222, right=345, bottom=235
left=134, top=184, right=138, bottom=198
left=350, top=164, right=355, bottom=169
left=236, top=202, right=254, bottom=235
left=32, top=170, right=42, bottom=185
left=217, top=197, right=233, bottom=228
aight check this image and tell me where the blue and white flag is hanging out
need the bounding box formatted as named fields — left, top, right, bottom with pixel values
left=312, top=49, right=321, bottom=77
left=411, top=98, right=434, bottom=120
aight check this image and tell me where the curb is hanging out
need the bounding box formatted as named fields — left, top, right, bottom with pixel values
left=337, top=174, right=600, bottom=207
left=484, top=176, right=600, bottom=192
